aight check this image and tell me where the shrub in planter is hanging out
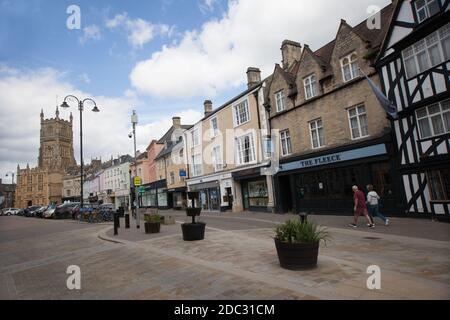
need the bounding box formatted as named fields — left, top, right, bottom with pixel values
left=144, top=214, right=162, bottom=234
left=181, top=208, right=206, bottom=241
left=274, top=219, right=329, bottom=270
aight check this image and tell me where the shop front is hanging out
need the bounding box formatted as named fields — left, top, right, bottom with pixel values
left=275, top=141, right=402, bottom=215
left=187, top=173, right=234, bottom=212
left=140, top=180, right=170, bottom=209
left=189, top=181, right=221, bottom=212
left=115, top=190, right=130, bottom=210
left=168, top=187, right=187, bottom=210
left=232, top=167, right=273, bottom=213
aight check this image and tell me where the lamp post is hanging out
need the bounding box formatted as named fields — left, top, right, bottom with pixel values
left=130, top=110, right=140, bottom=229
left=60, top=95, right=100, bottom=221
left=5, top=172, right=15, bottom=184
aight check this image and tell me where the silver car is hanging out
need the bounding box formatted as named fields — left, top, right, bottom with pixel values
left=43, top=205, right=56, bottom=219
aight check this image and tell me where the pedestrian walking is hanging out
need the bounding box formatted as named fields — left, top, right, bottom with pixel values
left=349, top=185, right=374, bottom=228
left=366, top=184, right=390, bottom=226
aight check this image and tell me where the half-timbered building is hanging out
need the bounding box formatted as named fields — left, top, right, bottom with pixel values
left=376, top=0, right=449, bottom=218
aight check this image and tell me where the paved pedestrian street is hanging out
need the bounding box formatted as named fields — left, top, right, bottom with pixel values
left=0, top=213, right=449, bottom=300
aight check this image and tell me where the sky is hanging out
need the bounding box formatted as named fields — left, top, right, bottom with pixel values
left=0, top=0, right=391, bottom=183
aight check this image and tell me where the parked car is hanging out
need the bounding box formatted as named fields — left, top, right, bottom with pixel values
left=35, top=206, right=48, bottom=218
left=54, top=202, right=80, bottom=219
left=1, top=208, right=20, bottom=216
left=24, top=206, right=42, bottom=217
left=43, top=205, right=57, bottom=219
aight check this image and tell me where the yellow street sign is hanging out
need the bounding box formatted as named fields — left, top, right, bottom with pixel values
left=134, top=176, right=141, bottom=186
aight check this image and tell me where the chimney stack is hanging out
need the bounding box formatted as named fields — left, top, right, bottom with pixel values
left=204, top=100, right=213, bottom=117
left=281, top=40, right=302, bottom=69
left=172, top=116, right=181, bottom=129
left=246, top=67, right=261, bottom=89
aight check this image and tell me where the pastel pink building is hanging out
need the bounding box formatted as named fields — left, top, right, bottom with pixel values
left=130, top=139, right=164, bottom=185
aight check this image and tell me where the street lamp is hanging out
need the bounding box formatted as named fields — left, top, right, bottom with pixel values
left=61, top=95, right=100, bottom=221
left=130, top=110, right=140, bottom=229
left=5, top=171, right=15, bottom=184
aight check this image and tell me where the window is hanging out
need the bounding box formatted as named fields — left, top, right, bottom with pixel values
left=263, top=136, right=273, bottom=159
left=304, top=74, right=318, bottom=100
left=236, top=133, right=256, bottom=165
left=415, top=0, right=440, bottom=23
left=210, top=117, right=219, bottom=138
left=233, top=99, right=250, bottom=126
left=38, top=174, right=43, bottom=191
left=191, top=154, right=202, bottom=177
left=211, top=146, right=223, bottom=172
left=348, top=105, right=369, bottom=139
left=275, top=90, right=286, bottom=112
left=309, top=119, right=325, bottom=149
left=427, top=169, right=450, bottom=200
left=416, top=99, right=450, bottom=139
left=341, top=53, right=359, bottom=82
left=191, top=128, right=200, bottom=147
left=27, top=176, right=32, bottom=192
left=280, top=130, right=292, bottom=156
left=169, top=172, right=175, bottom=185
left=403, top=23, right=450, bottom=78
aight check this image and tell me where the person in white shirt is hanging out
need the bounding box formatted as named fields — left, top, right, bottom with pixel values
left=366, top=184, right=390, bottom=226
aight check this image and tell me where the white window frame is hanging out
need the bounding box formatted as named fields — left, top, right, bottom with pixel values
left=402, top=23, right=450, bottom=79
left=211, top=146, right=223, bottom=172
left=233, top=99, right=251, bottom=127
left=280, top=130, right=292, bottom=157
left=235, top=133, right=256, bottom=165
left=341, top=53, right=359, bottom=82
left=169, top=172, right=175, bottom=185
left=304, top=74, right=318, bottom=100
left=191, top=128, right=200, bottom=147
left=415, top=0, right=440, bottom=23
left=348, top=105, right=369, bottom=140
left=416, top=99, right=450, bottom=139
left=309, top=119, right=325, bottom=149
left=210, top=117, right=219, bottom=139
left=191, top=154, right=202, bottom=177
left=275, top=90, right=286, bottom=112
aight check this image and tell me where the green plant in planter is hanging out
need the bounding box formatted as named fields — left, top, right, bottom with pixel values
left=275, top=219, right=329, bottom=244
left=144, top=214, right=163, bottom=223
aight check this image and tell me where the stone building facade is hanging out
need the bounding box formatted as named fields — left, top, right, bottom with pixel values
left=265, top=3, right=403, bottom=214
left=15, top=108, right=76, bottom=208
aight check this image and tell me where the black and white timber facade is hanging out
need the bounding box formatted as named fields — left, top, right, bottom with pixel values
left=376, top=0, right=449, bottom=217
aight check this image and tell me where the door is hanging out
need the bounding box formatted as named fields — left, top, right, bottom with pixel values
left=226, top=187, right=233, bottom=210
left=242, top=182, right=250, bottom=210
left=209, top=188, right=220, bottom=211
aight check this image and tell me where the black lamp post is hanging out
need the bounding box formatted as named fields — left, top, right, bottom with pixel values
left=60, top=95, right=100, bottom=221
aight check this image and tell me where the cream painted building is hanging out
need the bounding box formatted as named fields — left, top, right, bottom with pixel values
left=185, top=68, right=275, bottom=212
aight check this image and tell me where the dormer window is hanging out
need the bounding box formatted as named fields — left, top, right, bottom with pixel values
left=341, top=53, right=359, bottom=82
left=275, top=90, right=286, bottom=112
left=304, top=74, right=318, bottom=100
left=415, top=0, right=440, bottom=23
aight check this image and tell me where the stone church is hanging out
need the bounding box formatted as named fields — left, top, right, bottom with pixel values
left=15, top=107, right=76, bottom=208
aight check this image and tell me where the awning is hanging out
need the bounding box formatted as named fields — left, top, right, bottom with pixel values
left=189, top=180, right=220, bottom=191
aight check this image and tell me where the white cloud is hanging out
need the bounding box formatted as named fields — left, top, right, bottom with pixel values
left=79, top=24, right=101, bottom=44
left=0, top=65, right=201, bottom=177
left=130, top=0, right=390, bottom=98
left=106, top=13, right=172, bottom=49
left=79, top=73, right=91, bottom=84
left=199, top=0, right=217, bottom=13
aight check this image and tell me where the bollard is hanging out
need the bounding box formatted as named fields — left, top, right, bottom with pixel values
left=299, top=212, right=308, bottom=224
left=113, top=211, right=119, bottom=236
left=125, top=214, right=130, bottom=229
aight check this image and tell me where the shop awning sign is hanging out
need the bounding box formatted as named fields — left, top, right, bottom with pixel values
left=280, top=144, right=387, bottom=172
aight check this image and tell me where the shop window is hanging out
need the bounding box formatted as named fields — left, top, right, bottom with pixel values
left=428, top=169, right=450, bottom=200
left=246, top=180, right=269, bottom=207
left=348, top=105, right=369, bottom=139
left=416, top=99, right=450, bottom=139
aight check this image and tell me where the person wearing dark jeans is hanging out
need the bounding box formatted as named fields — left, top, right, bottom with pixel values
left=366, top=184, right=390, bottom=226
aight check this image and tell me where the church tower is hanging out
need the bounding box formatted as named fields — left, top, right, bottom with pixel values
left=38, top=107, right=76, bottom=171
